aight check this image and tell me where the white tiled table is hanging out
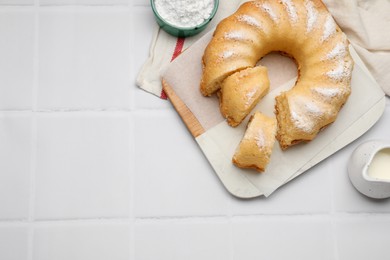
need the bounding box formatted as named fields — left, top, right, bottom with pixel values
left=0, top=1, right=389, bottom=260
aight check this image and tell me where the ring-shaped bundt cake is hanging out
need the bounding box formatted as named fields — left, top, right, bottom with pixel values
left=200, top=0, right=354, bottom=150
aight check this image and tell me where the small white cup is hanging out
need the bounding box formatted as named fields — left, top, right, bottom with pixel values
left=348, top=140, right=390, bottom=199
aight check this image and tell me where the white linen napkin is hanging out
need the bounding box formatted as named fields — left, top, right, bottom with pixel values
left=323, top=0, right=390, bottom=96
left=136, top=0, right=245, bottom=98
left=136, top=0, right=390, bottom=97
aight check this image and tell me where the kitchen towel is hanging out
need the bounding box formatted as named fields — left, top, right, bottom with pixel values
left=136, top=0, right=390, bottom=97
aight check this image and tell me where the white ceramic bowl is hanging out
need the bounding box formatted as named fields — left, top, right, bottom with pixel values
left=348, top=140, right=390, bottom=199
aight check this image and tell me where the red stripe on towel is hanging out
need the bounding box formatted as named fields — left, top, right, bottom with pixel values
left=160, top=37, right=186, bottom=99
left=160, top=88, right=168, bottom=99
left=171, top=37, right=185, bottom=61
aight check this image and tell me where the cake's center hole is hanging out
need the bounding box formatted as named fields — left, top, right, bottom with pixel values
left=256, top=52, right=298, bottom=92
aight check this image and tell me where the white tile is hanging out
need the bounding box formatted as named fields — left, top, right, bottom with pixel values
left=0, top=0, right=33, bottom=5
left=135, top=221, right=230, bottom=260
left=332, top=106, right=390, bottom=213
left=232, top=217, right=334, bottom=260
left=0, top=12, right=34, bottom=110
left=133, top=110, right=230, bottom=217
left=0, top=116, right=31, bottom=220
left=38, top=10, right=131, bottom=110
left=34, top=114, right=131, bottom=219
left=0, top=226, right=29, bottom=260
left=132, top=0, right=149, bottom=6
left=33, top=223, right=130, bottom=260
left=40, top=0, right=128, bottom=5
left=335, top=215, right=390, bottom=260
left=231, top=159, right=332, bottom=215
left=133, top=88, right=172, bottom=110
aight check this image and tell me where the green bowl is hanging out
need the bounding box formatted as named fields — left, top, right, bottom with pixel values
left=150, top=0, right=219, bottom=38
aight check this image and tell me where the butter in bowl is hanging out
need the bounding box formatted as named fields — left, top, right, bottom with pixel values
left=150, top=0, right=219, bottom=37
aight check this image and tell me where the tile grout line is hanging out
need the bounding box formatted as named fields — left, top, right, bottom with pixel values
left=0, top=211, right=388, bottom=226
left=128, top=2, right=135, bottom=112
left=0, top=109, right=135, bottom=113
left=129, top=110, right=136, bottom=259
left=128, top=2, right=136, bottom=259
left=27, top=115, right=37, bottom=260
left=27, top=1, right=39, bottom=259
left=329, top=160, right=339, bottom=260
left=229, top=219, right=234, bottom=260
left=32, top=0, right=39, bottom=112
left=33, top=5, right=131, bottom=12
left=227, top=194, right=234, bottom=260
left=0, top=218, right=133, bottom=228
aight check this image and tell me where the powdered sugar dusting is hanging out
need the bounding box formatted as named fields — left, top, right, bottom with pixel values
left=311, top=86, right=342, bottom=100
left=261, top=2, right=279, bottom=23
left=324, top=42, right=347, bottom=60
left=322, top=15, right=337, bottom=42
left=326, top=59, right=353, bottom=80
left=244, top=127, right=266, bottom=148
left=281, top=0, right=298, bottom=23
left=289, top=96, right=322, bottom=132
left=224, top=31, right=245, bottom=40
left=255, top=133, right=265, bottom=148
left=245, top=88, right=258, bottom=102
left=154, top=0, right=215, bottom=28
left=302, top=98, right=322, bottom=114
left=305, top=0, right=318, bottom=32
left=327, top=62, right=344, bottom=79
left=221, top=50, right=234, bottom=59
left=237, top=15, right=263, bottom=31
left=290, top=111, right=314, bottom=132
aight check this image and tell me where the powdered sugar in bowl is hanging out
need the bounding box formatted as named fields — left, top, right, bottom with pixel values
left=151, top=0, right=219, bottom=37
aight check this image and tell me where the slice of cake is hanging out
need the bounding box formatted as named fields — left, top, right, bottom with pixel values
left=220, top=66, right=270, bottom=127
left=233, top=111, right=277, bottom=172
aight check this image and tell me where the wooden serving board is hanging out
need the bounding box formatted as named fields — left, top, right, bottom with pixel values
left=162, top=80, right=205, bottom=138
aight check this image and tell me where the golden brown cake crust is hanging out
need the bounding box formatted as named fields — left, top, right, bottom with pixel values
left=201, top=0, right=353, bottom=150
left=233, top=112, right=277, bottom=172
left=220, top=66, right=270, bottom=127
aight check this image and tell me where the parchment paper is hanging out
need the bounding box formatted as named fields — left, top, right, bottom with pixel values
left=162, top=31, right=385, bottom=197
